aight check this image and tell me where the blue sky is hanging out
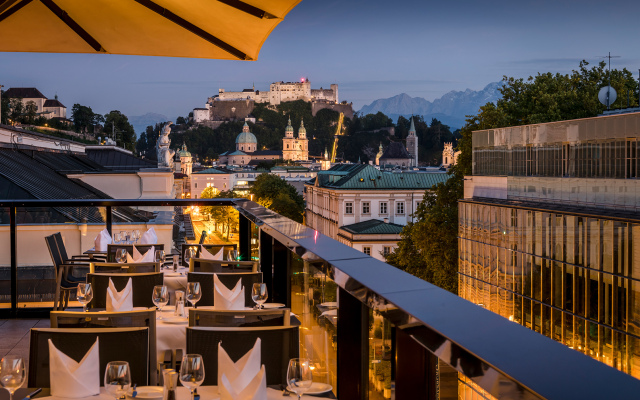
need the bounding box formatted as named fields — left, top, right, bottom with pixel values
left=1, top=0, right=639, bottom=119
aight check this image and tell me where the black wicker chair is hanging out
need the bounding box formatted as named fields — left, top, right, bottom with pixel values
left=45, top=234, right=80, bottom=311
left=187, top=272, right=262, bottom=307
left=188, top=308, right=292, bottom=327
left=50, top=310, right=158, bottom=385
left=86, top=272, right=163, bottom=309
left=186, top=326, right=299, bottom=386
left=90, top=262, right=160, bottom=274
left=29, top=327, right=149, bottom=387
left=107, top=244, right=164, bottom=262
left=181, top=243, right=237, bottom=267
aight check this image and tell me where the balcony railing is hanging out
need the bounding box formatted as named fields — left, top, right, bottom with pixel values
left=1, top=198, right=639, bottom=399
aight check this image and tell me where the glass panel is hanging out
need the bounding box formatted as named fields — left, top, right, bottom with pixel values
left=0, top=206, right=10, bottom=311
left=368, top=309, right=392, bottom=399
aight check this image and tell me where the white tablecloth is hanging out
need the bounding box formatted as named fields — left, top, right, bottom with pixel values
left=156, top=310, right=187, bottom=361
left=37, top=386, right=322, bottom=400
left=162, top=268, right=188, bottom=305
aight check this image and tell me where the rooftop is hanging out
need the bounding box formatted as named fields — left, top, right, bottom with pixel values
left=4, top=87, right=46, bottom=99
left=85, top=147, right=157, bottom=171
left=380, top=142, right=412, bottom=160
left=310, top=164, right=450, bottom=190
left=43, top=99, right=65, bottom=108
left=340, top=219, right=404, bottom=234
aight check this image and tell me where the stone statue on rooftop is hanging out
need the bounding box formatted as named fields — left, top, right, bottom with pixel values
left=157, top=122, right=175, bottom=169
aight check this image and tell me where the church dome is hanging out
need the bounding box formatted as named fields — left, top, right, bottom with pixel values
left=285, top=117, right=294, bottom=137
left=236, top=121, right=257, bottom=144
left=298, top=119, right=306, bottom=138
left=177, top=143, right=191, bottom=157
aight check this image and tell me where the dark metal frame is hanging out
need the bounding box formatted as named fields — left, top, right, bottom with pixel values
left=2, top=198, right=640, bottom=399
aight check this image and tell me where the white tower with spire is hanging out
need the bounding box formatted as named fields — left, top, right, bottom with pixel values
left=406, top=117, right=418, bottom=167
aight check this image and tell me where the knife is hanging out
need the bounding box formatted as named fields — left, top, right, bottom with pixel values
left=22, top=388, right=42, bottom=400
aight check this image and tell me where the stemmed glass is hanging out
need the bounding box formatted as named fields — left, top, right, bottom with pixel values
left=179, top=354, right=204, bottom=398
left=232, top=250, right=239, bottom=261
left=113, top=232, right=122, bottom=245
left=104, top=361, right=131, bottom=400
left=184, top=247, right=196, bottom=267
left=286, top=358, right=312, bottom=400
left=77, top=282, right=93, bottom=312
left=115, top=249, right=127, bottom=263
left=0, top=357, right=26, bottom=400
left=155, top=250, right=165, bottom=270
left=133, top=229, right=140, bottom=244
left=152, top=285, right=169, bottom=319
left=252, top=283, right=268, bottom=309
left=186, top=282, right=201, bottom=309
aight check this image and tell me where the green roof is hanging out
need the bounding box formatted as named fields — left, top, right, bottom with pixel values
left=313, top=164, right=450, bottom=190
left=340, top=219, right=405, bottom=235
left=194, top=167, right=232, bottom=174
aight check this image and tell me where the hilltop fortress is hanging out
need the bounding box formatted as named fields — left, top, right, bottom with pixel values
left=192, top=79, right=353, bottom=126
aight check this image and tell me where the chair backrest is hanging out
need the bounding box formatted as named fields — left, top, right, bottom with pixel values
left=189, top=258, right=258, bottom=273
left=90, top=262, right=160, bottom=274
left=107, top=244, right=164, bottom=262
left=181, top=243, right=237, bottom=267
left=50, top=310, right=157, bottom=385
left=87, top=272, right=164, bottom=308
left=186, top=326, right=299, bottom=386
left=189, top=308, right=291, bottom=327
left=29, top=327, right=149, bottom=387
left=45, top=233, right=63, bottom=269
left=187, top=272, right=262, bottom=307
left=53, top=232, right=70, bottom=261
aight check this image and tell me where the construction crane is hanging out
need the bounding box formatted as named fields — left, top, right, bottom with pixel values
left=330, top=112, right=344, bottom=163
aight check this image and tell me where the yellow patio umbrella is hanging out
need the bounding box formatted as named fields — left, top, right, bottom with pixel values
left=0, top=0, right=301, bottom=60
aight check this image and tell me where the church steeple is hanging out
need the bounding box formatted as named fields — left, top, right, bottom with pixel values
left=408, top=116, right=416, bottom=136
left=298, top=119, right=307, bottom=139
left=285, top=117, right=294, bottom=138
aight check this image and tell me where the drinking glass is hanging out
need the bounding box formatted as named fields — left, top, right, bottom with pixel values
left=232, top=250, right=239, bottom=261
left=133, top=229, right=140, bottom=243
left=179, top=354, right=204, bottom=397
left=186, top=282, right=201, bottom=309
left=0, top=357, right=26, bottom=400
left=115, top=249, right=127, bottom=263
left=113, top=232, right=122, bottom=244
left=125, top=231, right=132, bottom=244
left=251, top=283, right=268, bottom=309
left=120, top=231, right=127, bottom=244
left=104, top=361, right=131, bottom=400
left=286, top=358, right=312, bottom=400
left=155, top=250, right=165, bottom=269
left=184, top=247, right=196, bottom=266
left=152, top=285, right=169, bottom=319
left=77, top=282, right=93, bottom=312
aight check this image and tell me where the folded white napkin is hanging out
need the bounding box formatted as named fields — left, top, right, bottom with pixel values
left=49, top=338, right=100, bottom=398
left=140, top=227, right=157, bottom=245
left=94, top=229, right=112, bottom=252
left=200, top=247, right=223, bottom=260
left=213, top=275, right=244, bottom=310
left=218, top=339, right=266, bottom=400
left=106, top=278, right=133, bottom=312
left=127, top=246, right=155, bottom=263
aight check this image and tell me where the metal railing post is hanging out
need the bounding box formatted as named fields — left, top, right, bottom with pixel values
left=9, top=206, right=17, bottom=317
left=238, top=214, right=250, bottom=261
left=337, top=287, right=368, bottom=400
left=106, top=206, right=112, bottom=235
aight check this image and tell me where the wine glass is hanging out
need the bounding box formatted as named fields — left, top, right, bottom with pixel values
left=286, top=358, right=312, bottom=400
left=232, top=250, right=239, bottom=261
left=115, top=249, right=127, bottom=263
left=0, top=357, right=26, bottom=400
left=104, top=361, right=131, bottom=400
left=152, top=285, right=169, bottom=319
left=77, top=282, right=93, bottom=312
left=179, top=354, right=204, bottom=398
left=113, top=232, right=122, bottom=244
left=184, top=247, right=196, bottom=267
left=186, top=282, right=201, bottom=309
left=155, top=250, right=165, bottom=269
left=252, top=283, right=268, bottom=309
left=133, top=229, right=140, bottom=244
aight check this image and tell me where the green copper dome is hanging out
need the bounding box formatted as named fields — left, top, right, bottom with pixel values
left=236, top=121, right=257, bottom=144
left=298, top=119, right=306, bottom=136
left=285, top=117, right=294, bottom=134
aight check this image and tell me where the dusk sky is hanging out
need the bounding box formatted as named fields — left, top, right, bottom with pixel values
left=1, top=0, right=639, bottom=121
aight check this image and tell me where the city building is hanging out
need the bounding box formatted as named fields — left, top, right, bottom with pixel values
left=218, top=122, right=282, bottom=166
left=442, top=142, right=460, bottom=168
left=216, top=79, right=338, bottom=105
left=458, top=112, right=640, bottom=379
left=4, top=88, right=67, bottom=119
left=305, top=164, right=449, bottom=259
left=378, top=142, right=413, bottom=168
left=406, top=117, right=419, bottom=166
left=282, top=117, right=308, bottom=161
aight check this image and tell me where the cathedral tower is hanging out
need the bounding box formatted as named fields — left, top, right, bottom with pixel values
left=406, top=117, right=418, bottom=167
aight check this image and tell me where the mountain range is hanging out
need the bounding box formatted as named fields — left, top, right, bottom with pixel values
left=358, top=82, right=503, bottom=129
left=129, top=112, right=169, bottom=136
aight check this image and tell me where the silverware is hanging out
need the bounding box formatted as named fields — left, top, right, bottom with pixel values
left=22, top=388, right=42, bottom=400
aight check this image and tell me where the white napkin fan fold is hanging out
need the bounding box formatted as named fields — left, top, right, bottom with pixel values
left=49, top=337, right=100, bottom=398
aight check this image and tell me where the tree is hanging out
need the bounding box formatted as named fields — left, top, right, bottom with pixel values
left=200, top=187, right=239, bottom=240
left=0, top=90, right=9, bottom=124
left=9, top=98, right=23, bottom=123
left=103, top=110, right=136, bottom=151
left=71, top=103, right=102, bottom=133
left=24, top=100, right=37, bottom=124
left=250, top=174, right=305, bottom=223
left=385, top=60, right=639, bottom=294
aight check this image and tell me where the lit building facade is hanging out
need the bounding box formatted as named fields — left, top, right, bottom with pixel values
left=282, top=117, right=308, bottom=161
left=459, top=112, right=640, bottom=379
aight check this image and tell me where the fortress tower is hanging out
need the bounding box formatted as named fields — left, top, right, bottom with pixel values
left=406, top=117, right=418, bottom=167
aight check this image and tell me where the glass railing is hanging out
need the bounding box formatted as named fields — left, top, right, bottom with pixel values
left=1, top=198, right=640, bottom=399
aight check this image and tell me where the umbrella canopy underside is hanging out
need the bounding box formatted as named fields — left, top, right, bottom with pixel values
left=0, top=0, right=301, bottom=60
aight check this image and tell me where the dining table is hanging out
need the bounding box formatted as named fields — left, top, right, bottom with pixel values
left=161, top=266, right=188, bottom=305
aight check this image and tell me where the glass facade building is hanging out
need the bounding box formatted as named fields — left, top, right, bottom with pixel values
left=459, top=112, right=640, bottom=380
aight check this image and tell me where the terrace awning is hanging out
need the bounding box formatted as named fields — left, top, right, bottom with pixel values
left=0, top=0, right=301, bottom=60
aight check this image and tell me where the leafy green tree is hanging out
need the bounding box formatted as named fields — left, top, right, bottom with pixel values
left=71, top=103, right=102, bottom=133
left=200, top=188, right=239, bottom=240
left=24, top=100, right=37, bottom=124
left=103, top=110, right=136, bottom=151
left=250, top=174, right=305, bottom=223
left=9, top=98, right=23, bottom=123
left=0, top=90, right=9, bottom=124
